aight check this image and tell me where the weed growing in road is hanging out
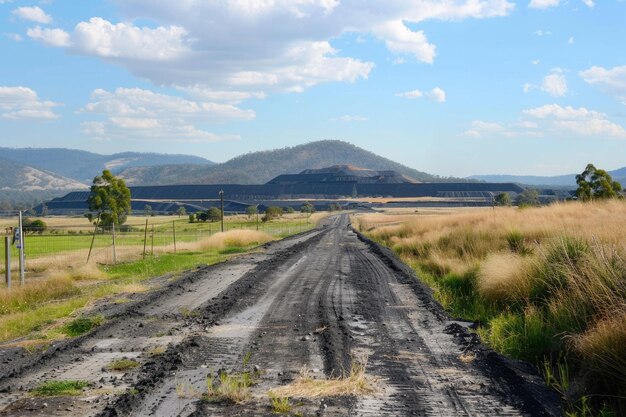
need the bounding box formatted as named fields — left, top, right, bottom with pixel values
left=148, top=346, right=167, bottom=356
left=62, top=315, right=104, bottom=337
left=106, top=358, right=140, bottom=372
left=206, top=370, right=255, bottom=404
left=269, top=359, right=374, bottom=399
left=31, top=380, right=90, bottom=396
left=269, top=394, right=292, bottom=413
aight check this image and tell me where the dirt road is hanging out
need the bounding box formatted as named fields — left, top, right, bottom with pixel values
left=0, top=215, right=559, bottom=416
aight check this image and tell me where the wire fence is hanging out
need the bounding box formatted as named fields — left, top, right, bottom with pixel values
left=1, top=217, right=312, bottom=284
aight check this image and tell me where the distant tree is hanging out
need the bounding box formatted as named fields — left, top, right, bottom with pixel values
left=516, top=189, right=540, bottom=207
left=284, top=206, right=295, bottom=214
left=246, top=205, right=258, bottom=220
left=300, top=202, right=315, bottom=214
left=188, top=213, right=196, bottom=223
left=494, top=192, right=512, bottom=207
left=329, top=203, right=341, bottom=212
left=207, top=207, right=222, bottom=222
left=22, top=218, right=47, bottom=234
left=196, top=211, right=208, bottom=222
left=575, top=163, right=622, bottom=201
left=87, top=170, right=131, bottom=226
left=262, top=206, right=283, bottom=222
left=176, top=206, right=187, bottom=217
left=144, top=204, right=153, bottom=216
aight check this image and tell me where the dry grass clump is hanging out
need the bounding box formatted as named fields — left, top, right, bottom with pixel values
left=0, top=277, right=79, bottom=315
left=199, top=230, right=273, bottom=251
left=574, top=311, right=626, bottom=396
left=269, top=361, right=375, bottom=399
left=478, top=253, right=534, bottom=303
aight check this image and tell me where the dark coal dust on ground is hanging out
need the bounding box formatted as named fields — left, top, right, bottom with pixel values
left=0, top=214, right=560, bottom=417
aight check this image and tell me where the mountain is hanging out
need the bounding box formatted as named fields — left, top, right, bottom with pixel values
left=119, top=140, right=463, bottom=185
left=0, top=158, right=88, bottom=192
left=469, top=166, right=626, bottom=188
left=0, top=148, right=213, bottom=183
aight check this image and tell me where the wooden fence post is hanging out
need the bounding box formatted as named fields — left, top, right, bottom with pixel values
left=4, top=236, right=10, bottom=289
left=112, top=223, right=117, bottom=264
left=142, top=219, right=148, bottom=259
left=172, top=221, right=177, bottom=253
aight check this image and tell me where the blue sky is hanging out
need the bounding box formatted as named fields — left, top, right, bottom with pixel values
left=1, top=0, right=625, bottom=177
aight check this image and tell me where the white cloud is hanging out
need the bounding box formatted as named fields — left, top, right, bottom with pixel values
left=523, top=82, right=534, bottom=93
left=533, top=29, right=552, bottom=36
left=461, top=120, right=511, bottom=138
left=580, top=65, right=626, bottom=101
left=27, top=26, right=71, bottom=47
left=72, top=18, right=189, bottom=61
left=541, top=70, right=568, bottom=97
left=532, top=59, right=540, bottom=65
left=80, top=87, right=254, bottom=142
left=462, top=104, right=626, bottom=138
left=524, top=104, right=626, bottom=137
left=529, top=0, right=560, bottom=9
left=5, top=33, right=23, bottom=42
left=396, top=87, right=446, bottom=103
left=334, top=115, right=368, bottom=122
left=568, top=36, right=574, bottom=45
left=0, top=86, right=60, bottom=120
left=28, top=1, right=514, bottom=96
left=581, top=0, right=594, bottom=8
left=11, top=6, right=51, bottom=24
left=374, top=21, right=436, bottom=64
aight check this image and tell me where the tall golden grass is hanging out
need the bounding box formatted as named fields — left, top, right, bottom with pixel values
left=356, top=200, right=626, bottom=412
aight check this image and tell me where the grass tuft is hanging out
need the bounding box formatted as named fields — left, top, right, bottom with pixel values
left=62, top=315, right=104, bottom=337
left=31, top=380, right=90, bottom=397
left=269, top=394, right=292, bottom=414
left=269, top=359, right=375, bottom=399
left=106, top=358, right=140, bottom=372
left=206, top=370, right=255, bottom=404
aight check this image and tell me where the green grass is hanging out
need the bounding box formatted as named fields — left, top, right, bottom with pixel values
left=62, top=316, right=104, bottom=337
left=31, top=380, right=90, bottom=396
left=206, top=371, right=255, bottom=404
left=1, top=217, right=311, bottom=261
left=269, top=394, right=292, bottom=413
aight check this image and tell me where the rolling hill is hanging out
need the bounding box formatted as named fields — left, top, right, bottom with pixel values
left=0, top=148, right=213, bottom=183
left=0, top=158, right=87, bottom=192
left=469, top=166, right=626, bottom=188
left=118, top=140, right=463, bottom=185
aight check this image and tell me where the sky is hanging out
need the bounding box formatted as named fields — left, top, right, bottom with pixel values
left=1, top=0, right=625, bottom=178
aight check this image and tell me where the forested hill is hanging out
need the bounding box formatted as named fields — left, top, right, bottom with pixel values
left=119, top=140, right=465, bottom=185
left=0, top=147, right=213, bottom=183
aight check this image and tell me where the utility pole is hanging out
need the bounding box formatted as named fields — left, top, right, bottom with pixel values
left=219, top=190, right=224, bottom=233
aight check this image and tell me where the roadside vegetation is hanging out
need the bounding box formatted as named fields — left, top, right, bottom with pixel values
left=0, top=220, right=306, bottom=343
left=354, top=200, right=626, bottom=415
